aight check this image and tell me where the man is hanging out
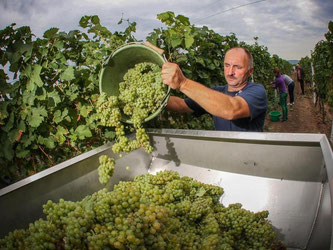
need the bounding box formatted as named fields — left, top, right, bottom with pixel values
left=282, top=74, right=295, bottom=105
left=161, top=47, right=267, bottom=131
left=271, top=68, right=288, bottom=122
left=296, top=64, right=305, bottom=95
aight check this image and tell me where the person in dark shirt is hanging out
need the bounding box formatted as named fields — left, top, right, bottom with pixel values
left=271, top=67, right=288, bottom=122
left=296, top=64, right=305, bottom=95
left=161, top=47, right=267, bottom=132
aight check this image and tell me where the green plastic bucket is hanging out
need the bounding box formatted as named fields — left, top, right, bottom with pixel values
left=99, top=43, right=170, bottom=124
left=270, top=111, right=281, bottom=122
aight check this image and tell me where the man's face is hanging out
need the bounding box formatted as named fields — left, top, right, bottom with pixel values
left=224, top=49, right=252, bottom=90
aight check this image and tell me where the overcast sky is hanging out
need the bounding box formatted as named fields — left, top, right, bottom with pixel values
left=0, top=0, right=332, bottom=60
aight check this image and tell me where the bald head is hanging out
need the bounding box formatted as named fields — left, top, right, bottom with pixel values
left=224, top=47, right=254, bottom=90
left=226, top=47, right=253, bottom=70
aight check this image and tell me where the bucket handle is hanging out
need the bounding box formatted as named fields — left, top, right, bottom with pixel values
left=144, top=41, right=164, bottom=56
left=144, top=41, right=168, bottom=62
left=103, top=41, right=168, bottom=66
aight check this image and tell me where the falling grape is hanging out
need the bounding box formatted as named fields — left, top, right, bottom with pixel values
left=98, top=155, right=115, bottom=185
left=95, top=62, right=166, bottom=156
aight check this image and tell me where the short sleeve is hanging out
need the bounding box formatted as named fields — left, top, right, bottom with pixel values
left=184, top=97, right=207, bottom=117
left=238, top=83, right=267, bottom=120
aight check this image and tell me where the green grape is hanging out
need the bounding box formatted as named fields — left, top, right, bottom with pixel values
left=98, top=155, right=115, bottom=185
left=1, top=169, right=285, bottom=250
left=95, top=62, right=167, bottom=156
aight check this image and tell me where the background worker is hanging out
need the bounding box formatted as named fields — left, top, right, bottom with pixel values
left=282, top=73, right=295, bottom=105
left=296, top=64, right=305, bottom=95
left=161, top=47, right=267, bottom=131
left=271, top=67, right=288, bottom=122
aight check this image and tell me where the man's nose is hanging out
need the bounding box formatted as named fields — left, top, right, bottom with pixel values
left=227, top=66, right=234, bottom=75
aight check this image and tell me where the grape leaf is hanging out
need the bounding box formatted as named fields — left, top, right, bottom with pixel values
left=66, top=84, right=79, bottom=101
left=75, top=125, right=92, bottom=139
left=8, top=129, right=19, bottom=143
left=80, top=104, right=91, bottom=117
left=53, top=40, right=64, bottom=50
left=27, top=106, right=48, bottom=127
left=54, top=108, right=69, bottom=124
left=79, top=16, right=90, bottom=28
left=176, top=15, right=190, bottom=25
left=184, top=33, right=194, bottom=49
left=105, top=130, right=116, bottom=140
left=91, top=15, right=100, bottom=25
left=0, top=101, right=9, bottom=120
left=22, top=89, right=36, bottom=106
left=21, top=133, right=35, bottom=147
left=38, top=135, right=56, bottom=149
left=47, top=90, right=61, bottom=107
left=60, top=66, right=75, bottom=81
left=31, top=64, right=44, bottom=87
left=55, top=125, right=67, bottom=145
left=16, top=148, right=30, bottom=158
left=43, top=27, right=59, bottom=39
left=2, top=112, right=14, bottom=132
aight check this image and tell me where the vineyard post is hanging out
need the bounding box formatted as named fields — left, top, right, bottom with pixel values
left=330, top=122, right=333, bottom=144
left=310, top=50, right=316, bottom=105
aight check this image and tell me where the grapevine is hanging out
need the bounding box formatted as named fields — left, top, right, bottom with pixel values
left=299, top=20, right=333, bottom=123
left=1, top=12, right=293, bottom=184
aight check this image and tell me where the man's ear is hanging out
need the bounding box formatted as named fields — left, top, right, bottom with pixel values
left=247, top=68, right=253, bottom=78
left=248, top=67, right=254, bottom=76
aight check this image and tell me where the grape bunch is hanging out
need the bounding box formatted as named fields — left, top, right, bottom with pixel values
left=0, top=169, right=285, bottom=249
left=97, top=155, right=115, bottom=185
left=95, top=62, right=166, bottom=156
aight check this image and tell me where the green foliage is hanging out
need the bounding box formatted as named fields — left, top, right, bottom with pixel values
left=299, top=20, right=333, bottom=122
left=0, top=16, right=136, bottom=183
left=0, top=12, right=296, bottom=184
left=271, top=54, right=293, bottom=76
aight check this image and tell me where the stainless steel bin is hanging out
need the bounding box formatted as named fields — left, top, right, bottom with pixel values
left=1, top=129, right=332, bottom=250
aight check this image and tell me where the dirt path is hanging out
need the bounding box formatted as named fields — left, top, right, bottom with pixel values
left=264, top=74, right=332, bottom=142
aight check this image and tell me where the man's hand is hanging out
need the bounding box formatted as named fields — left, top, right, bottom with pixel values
left=161, top=62, right=187, bottom=90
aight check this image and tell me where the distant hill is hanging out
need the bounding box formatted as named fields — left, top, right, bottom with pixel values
left=288, top=60, right=299, bottom=65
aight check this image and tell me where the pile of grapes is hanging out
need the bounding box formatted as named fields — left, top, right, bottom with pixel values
left=0, top=155, right=285, bottom=250
left=96, top=62, right=167, bottom=155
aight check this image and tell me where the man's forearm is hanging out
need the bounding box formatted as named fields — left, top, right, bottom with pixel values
left=179, top=79, right=249, bottom=120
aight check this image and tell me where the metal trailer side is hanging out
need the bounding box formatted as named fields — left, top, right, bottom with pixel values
left=0, top=129, right=332, bottom=249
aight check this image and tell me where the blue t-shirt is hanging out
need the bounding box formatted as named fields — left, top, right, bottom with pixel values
left=184, top=82, right=267, bottom=132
